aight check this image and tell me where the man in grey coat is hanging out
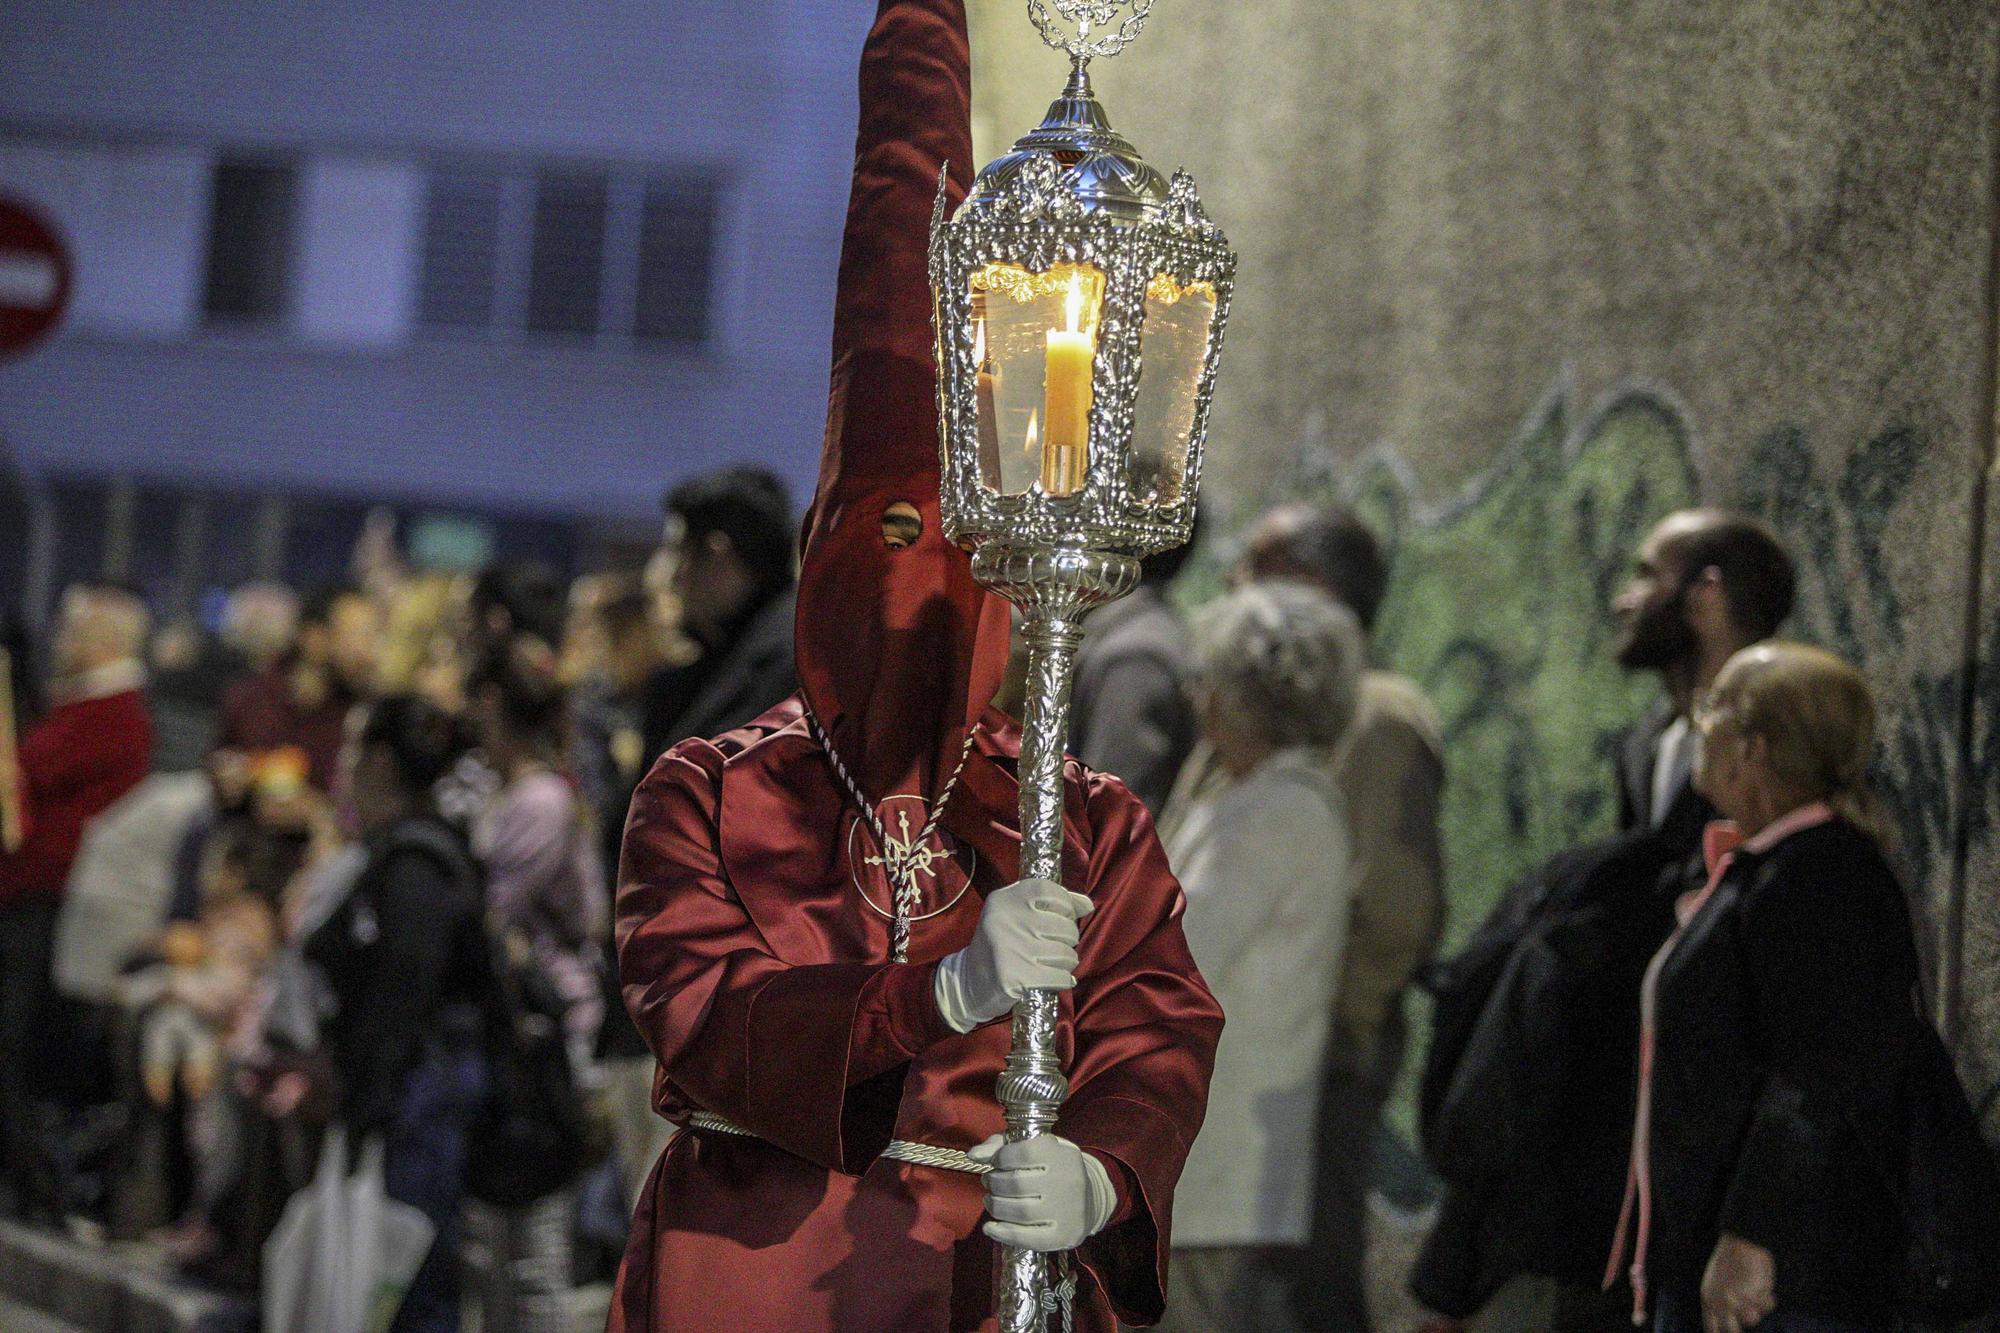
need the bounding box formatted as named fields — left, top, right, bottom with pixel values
left=1068, top=533, right=1199, bottom=815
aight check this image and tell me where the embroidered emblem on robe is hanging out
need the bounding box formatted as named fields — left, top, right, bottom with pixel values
left=846, top=796, right=977, bottom=921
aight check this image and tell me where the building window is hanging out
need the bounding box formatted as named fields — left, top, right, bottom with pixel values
left=417, top=161, right=718, bottom=351
left=635, top=177, right=717, bottom=345
left=202, top=158, right=296, bottom=324
left=526, top=169, right=609, bottom=337
left=416, top=168, right=504, bottom=330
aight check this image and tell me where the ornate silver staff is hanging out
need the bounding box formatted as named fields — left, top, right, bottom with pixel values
left=929, top=3, right=1234, bottom=1326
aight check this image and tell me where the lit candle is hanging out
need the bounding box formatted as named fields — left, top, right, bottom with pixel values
left=1041, top=272, right=1092, bottom=495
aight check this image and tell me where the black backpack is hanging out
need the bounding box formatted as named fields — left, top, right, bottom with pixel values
left=1414, top=855, right=1561, bottom=1160
left=465, top=928, right=592, bottom=1207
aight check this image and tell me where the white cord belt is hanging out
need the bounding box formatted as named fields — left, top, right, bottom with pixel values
left=685, top=1110, right=990, bottom=1175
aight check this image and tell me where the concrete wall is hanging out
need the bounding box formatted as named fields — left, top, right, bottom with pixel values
left=969, top=0, right=2000, bottom=1133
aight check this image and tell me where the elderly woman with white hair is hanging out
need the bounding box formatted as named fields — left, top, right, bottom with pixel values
left=1156, top=579, right=1365, bottom=1333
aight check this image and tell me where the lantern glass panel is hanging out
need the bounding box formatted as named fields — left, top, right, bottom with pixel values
left=967, top=261, right=1106, bottom=498
left=1128, top=274, right=1217, bottom=508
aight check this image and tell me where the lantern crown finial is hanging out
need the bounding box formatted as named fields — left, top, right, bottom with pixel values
left=958, top=48, right=1170, bottom=223
left=1027, top=0, right=1154, bottom=70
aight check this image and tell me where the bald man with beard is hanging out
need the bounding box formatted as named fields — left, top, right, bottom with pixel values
left=1412, top=509, right=1797, bottom=1333
left=1610, top=509, right=1797, bottom=845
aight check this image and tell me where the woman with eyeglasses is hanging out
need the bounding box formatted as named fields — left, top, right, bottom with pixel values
left=1601, top=641, right=1917, bottom=1332
left=1155, top=580, right=1364, bottom=1331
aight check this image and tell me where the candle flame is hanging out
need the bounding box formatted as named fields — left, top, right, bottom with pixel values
left=1065, top=271, right=1085, bottom=335
left=973, top=319, right=986, bottom=364
left=1025, top=408, right=1040, bottom=452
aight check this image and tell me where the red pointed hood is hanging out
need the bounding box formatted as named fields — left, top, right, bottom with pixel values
left=794, top=0, right=1011, bottom=806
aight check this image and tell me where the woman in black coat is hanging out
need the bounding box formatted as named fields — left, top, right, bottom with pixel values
left=305, top=695, right=489, bottom=1333
left=1606, top=642, right=1916, bottom=1333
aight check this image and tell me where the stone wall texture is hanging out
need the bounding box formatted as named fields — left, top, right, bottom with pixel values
left=969, top=0, right=2000, bottom=1184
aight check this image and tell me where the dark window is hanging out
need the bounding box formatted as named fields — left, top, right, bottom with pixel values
left=634, top=177, right=717, bottom=345
left=417, top=168, right=504, bottom=330
left=415, top=159, right=717, bottom=351
left=526, top=170, right=608, bottom=337
left=202, top=159, right=295, bottom=324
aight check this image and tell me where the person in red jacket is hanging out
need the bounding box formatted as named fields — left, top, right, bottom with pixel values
left=214, top=582, right=380, bottom=795
left=0, top=582, right=154, bottom=1218
left=606, top=2, right=1223, bottom=1328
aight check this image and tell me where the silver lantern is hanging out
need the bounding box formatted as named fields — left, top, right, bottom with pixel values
left=928, top=3, right=1234, bottom=1328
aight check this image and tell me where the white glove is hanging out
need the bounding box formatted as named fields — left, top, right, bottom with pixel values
left=933, top=877, right=1094, bottom=1033
left=969, top=1132, right=1119, bottom=1252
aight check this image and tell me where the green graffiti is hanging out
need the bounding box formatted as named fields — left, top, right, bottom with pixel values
left=1241, top=380, right=1701, bottom=1153
left=1193, top=374, right=1988, bottom=1148
left=1281, top=381, right=1700, bottom=942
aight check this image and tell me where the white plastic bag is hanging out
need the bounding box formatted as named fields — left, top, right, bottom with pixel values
left=263, top=1128, right=438, bottom=1333
left=262, top=1128, right=347, bottom=1333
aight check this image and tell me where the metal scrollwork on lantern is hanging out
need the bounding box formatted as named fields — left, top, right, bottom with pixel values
left=929, top=36, right=1232, bottom=558
left=929, top=4, right=1234, bottom=1329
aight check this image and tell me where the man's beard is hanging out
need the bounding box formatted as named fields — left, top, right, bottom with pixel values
left=1615, top=589, right=1697, bottom=672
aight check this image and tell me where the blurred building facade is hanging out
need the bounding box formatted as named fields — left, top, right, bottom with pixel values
left=0, top=0, right=870, bottom=616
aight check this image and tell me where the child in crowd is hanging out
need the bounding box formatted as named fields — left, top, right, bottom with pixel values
left=117, top=817, right=297, bottom=1258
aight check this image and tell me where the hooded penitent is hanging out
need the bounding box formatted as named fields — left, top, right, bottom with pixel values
left=792, top=0, right=1011, bottom=813
left=610, top=4, right=1220, bottom=1329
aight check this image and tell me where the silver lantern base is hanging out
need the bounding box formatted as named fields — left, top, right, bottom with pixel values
left=974, top=543, right=1139, bottom=1333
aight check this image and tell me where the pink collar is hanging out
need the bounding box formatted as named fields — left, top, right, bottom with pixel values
left=1701, top=801, right=1835, bottom=874
left=1743, top=800, right=1836, bottom=853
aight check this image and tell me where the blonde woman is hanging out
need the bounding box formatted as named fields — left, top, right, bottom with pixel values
left=1158, top=580, right=1364, bottom=1332
left=1604, top=643, right=1917, bottom=1332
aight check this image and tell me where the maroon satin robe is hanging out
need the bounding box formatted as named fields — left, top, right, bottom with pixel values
left=610, top=707, right=1221, bottom=1330
left=608, top=1, right=1221, bottom=1327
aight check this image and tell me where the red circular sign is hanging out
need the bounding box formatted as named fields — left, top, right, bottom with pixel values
left=0, top=198, right=72, bottom=358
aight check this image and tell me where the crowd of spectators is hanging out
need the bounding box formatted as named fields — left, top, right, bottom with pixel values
left=1058, top=500, right=1993, bottom=1332
left=0, top=464, right=800, bottom=1331
left=0, top=471, right=1992, bottom=1332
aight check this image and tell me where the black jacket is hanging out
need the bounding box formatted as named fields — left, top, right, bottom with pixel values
left=1638, top=818, right=1915, bottom=1325
left=304, top=817, right=488, bottom=1134
left=1617, top=699, right=1719, bottom=844
left=641, top=585, right=798, bottom=764
left=1412, top=829, right=1685, bottom=1316
left=1411, top=713, right=1721, bottom=1320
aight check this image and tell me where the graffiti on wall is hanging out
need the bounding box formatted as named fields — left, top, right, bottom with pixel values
left=1235, top=368, right=2000, bottom=1137
left=1275, top=378, right=1700, bottom=939
left=1267, top=374, right=1981, bottom=959
left=1736, top=423, right=1992, bottom=910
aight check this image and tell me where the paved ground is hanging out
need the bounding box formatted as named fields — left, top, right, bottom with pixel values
left=0, top=1205, right=1425, bottom=1332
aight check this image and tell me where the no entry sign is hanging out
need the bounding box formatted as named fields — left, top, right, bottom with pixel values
left=0, top=198, right=72, bottom=359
